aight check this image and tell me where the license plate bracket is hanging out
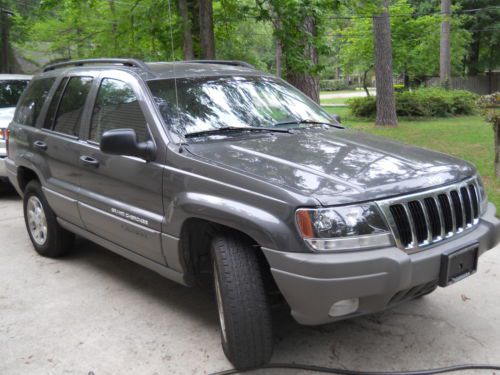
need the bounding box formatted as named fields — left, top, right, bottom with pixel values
left=439, top=243, right=479, bottom=287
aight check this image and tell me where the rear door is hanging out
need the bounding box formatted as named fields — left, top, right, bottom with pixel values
left=25, top=74, right=94, bottom=227
left=76, top=71, right=166, bottom=264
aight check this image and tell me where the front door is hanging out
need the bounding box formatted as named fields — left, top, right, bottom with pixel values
left=76, top=75, right=166, bottom=265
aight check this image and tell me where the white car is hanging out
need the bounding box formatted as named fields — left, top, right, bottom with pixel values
left=0, top=74, right=31, bottom=188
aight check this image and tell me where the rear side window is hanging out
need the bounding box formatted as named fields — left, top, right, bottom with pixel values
left=44, top=77, right=68, bottom=129
left=89, top=78, right=149, bottom=143
left=52, top=76, right=93, bottom=137
left=14, top=78, right=55, bottom=126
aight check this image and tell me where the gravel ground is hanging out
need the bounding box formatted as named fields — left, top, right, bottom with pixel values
left=1, top=187, right=500, bottom=375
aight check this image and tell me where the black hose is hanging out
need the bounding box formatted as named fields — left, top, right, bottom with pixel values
left=209, top=363, right=500, bottom=375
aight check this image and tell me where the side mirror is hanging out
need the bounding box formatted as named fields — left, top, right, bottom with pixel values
left=331, top=114, right=341, bottom=124
left=100, top=128, right=155, bottom=161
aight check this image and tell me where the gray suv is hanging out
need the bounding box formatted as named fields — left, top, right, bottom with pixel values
left=6, top=59, right=500, bottom=370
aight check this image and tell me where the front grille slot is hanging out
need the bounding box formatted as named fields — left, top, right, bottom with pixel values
left=424, top=198, right=441, bottom=239
left=469, top=184, right=479, bottom=219
left=438, top=194, right=453, bottom=234
left=450, top=190, right=463, bottom=229
left=381, top=177, right=482, bottom=252
left=460, top=187, right=473, bottom=225
left=390, top=204, right=412, bottom=247
left=408, top=201, right=428, bottom=243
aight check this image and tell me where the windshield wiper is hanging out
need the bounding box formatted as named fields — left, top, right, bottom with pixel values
left=184, top=126, right=292, bottom=139
left=273, top=119, right=343, bottom=129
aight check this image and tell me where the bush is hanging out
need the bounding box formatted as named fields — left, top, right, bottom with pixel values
left=347, top=96, right=376, bottom=117
left=394, top=84, right=405, bottom=92
left=348, top=88, right=478, bottom=118
left=320, top=79, right=351, bottom=91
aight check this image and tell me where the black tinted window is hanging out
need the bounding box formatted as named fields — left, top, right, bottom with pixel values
left=0, top=80, right=30, bottom=108
left=44, top=77, right=68, bottom=129
left=14, top=78, right=55, bottom=126
left=52, top=76, right=93, bottom=136
left=90, top=78, right=149, bottom=143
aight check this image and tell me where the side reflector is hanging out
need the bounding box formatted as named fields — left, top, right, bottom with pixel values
left=296, top=210, right=314, bottom=238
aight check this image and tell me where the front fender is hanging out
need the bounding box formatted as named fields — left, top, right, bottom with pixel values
left=164, top=192, right=302, bottom=251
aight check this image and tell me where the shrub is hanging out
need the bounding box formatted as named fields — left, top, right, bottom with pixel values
left=348, top=88, right=478, bottom=118
left=394, top=84, right=405, bottom=92
left=347, top=96, right=376, bottom=117
left=320, top=79, right=351, bottom=91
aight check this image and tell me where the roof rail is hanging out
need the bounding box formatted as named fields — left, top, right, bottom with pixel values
left=42, top=58, right=149, bottom=72
left=182, top=60, right=255, bottom=69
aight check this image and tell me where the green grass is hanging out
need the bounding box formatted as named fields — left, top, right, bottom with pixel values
left=324, top=106, right=500, bottom=209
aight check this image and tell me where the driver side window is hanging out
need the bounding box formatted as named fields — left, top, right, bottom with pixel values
left=89, top=78, right=150, bottom=143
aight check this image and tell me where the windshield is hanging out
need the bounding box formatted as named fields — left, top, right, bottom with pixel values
left=147, top=76, right=333, bottom=138
left=0, top=80, right=30, bottom=108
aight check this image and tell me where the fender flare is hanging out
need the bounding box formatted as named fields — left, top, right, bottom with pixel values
left=164, top=192, right=296, bottom=251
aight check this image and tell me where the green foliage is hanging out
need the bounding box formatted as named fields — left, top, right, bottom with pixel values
left=348, top=88, right=478, bottom=117
left=393, top=84, right=405, bottom=92
left=347, top=96, right=377, bottom=117
left=339, top=0, right=471, bottom=80
left=477, top=92, right=500, bottom=125
left=20, top=0, right=182, bottom=63
left=319, top=79, right=351, bottom=91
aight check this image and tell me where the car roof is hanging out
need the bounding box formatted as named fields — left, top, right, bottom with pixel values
left=0, top=74, right=32, bottom=81
left=37, top=59, right=268, bottom=81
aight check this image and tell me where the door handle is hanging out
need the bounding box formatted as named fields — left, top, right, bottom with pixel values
left=33, top=140, right=47, bottom=151
left=80, top=155, right=100, bottom=168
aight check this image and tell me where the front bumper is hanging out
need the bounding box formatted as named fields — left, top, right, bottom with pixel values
left=262, top=203, right=500, bottom=325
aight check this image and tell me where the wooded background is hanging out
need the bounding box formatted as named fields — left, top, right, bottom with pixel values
left=0, top=0, right=498, bottom=125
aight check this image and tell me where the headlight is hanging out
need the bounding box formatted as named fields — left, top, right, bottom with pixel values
left=295, top=204, right=393, bottom=252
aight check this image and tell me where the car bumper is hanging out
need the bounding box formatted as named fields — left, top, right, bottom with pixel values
left=262, top=202, right=500, bottom=325
left=0, top=156, right=7, bottom=178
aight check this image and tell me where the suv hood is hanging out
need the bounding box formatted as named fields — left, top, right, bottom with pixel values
left=186, top=128, right=475, bottom=206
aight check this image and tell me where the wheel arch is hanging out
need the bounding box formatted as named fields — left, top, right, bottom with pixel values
left=17, top=166, right=41, bottom=193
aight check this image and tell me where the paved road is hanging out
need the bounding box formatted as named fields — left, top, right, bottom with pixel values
left=1, top=188, right=500, bottom=375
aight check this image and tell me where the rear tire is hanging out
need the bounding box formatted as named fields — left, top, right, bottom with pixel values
left=211, top=233, right=274, bottom=370
left=23, top=180, right=74, bottom=257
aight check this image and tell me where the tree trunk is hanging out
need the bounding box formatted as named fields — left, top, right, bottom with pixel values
left=178, top=0, right=194, bottom=60
left=286, top=16, right=320, bottom=104
left=275, top=38, right=282, bottom=77
left=363, top=68, right=371, bottom=97
left=0, top=9, right=9, bottom=73
left=440, top=0, right=451, bottom=87
left=495, top=121, right=500, bottom=178
left=372, top=0, right=398, bottom=126
left=109, top=0, right=118, bottom=54
left=198, top=0, right=215, bottom=59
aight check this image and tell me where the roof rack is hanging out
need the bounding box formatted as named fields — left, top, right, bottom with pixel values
left=42, top=58, right=149, bottom=72
left=182, top=60, right=255, bottom=69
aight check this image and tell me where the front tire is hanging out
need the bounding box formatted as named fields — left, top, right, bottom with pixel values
left=23, top=180, right=74, bottom=257
left=211, top=233, right=274, bottom=370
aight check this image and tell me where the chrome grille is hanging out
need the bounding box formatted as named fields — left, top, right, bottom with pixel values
left=378, top=177, right=481, bottom=252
